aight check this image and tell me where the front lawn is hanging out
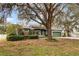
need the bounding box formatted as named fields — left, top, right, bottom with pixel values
left=0, top=39, right=79, bottom=56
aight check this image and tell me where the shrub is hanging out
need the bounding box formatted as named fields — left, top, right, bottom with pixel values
left=7, top=35, right=24, bottom=41
left=24, top=35, right=39, bottom=39
left=7, top=35, right=39, bottom=41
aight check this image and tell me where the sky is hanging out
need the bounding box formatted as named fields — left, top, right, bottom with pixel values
left=7, top=9, right=19, bottom=24
left=6, top=10, right=39, bottom=26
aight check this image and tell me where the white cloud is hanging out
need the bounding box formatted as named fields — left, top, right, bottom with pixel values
left=7, top=17, right=17, bottom=24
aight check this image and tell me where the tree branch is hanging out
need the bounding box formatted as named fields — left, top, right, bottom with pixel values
left=53, top=4, right=66, bottom=19
left=30, top=17, right=42, bottom=25
left=27, top=3, right=46, bottom=26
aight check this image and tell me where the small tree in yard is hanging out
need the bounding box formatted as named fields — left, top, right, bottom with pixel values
left=6, top=23, right=22, bottom=35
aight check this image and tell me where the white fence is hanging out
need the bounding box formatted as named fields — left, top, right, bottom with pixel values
left=0, top=34, right=7, bottom=41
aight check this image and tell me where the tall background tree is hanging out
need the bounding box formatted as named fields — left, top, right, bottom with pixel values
left=56, top=9, right=79, bottom=37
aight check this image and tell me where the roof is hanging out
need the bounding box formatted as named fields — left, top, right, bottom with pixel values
left=31, top=25, right=46, bottom=30
left=22, top=24, right=63, bottom=31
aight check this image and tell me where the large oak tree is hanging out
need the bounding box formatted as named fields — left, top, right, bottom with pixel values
left=19, top=3, right=66, bottom=40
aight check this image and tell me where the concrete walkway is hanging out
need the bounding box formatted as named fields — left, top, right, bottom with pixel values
left=39, top=37, right=79, bottom=40
left=54, top=37, right=79, bottom=40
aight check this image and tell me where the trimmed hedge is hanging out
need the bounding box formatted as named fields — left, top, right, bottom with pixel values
left=7, top=35, right=24, bottom=41
left=7, top=35, right=39, bottom=41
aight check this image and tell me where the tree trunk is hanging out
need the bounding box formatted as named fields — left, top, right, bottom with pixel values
left=47, top=16, right=52, bottom=40
left=47, top=26, right=52, bottom=40
left=64, top=30, right=71, bottom=37
left=63, top=26, right=71, bottom=37
left=46, top=7, right=53, bottom=40
left=66, top=30, right=71, bottom=37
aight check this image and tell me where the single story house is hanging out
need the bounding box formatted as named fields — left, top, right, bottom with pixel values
left=22, top=25, right=63, bottom=37
left=22, top=26, right=47, bottom=38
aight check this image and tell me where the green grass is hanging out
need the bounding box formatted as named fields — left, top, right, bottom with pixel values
left=0, top=39, right=79, bottom=56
